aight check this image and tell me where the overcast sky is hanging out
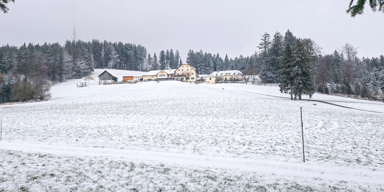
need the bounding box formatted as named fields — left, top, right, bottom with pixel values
left=1, top=0, right=383, bottom=61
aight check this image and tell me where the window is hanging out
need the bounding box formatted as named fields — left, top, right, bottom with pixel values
left=187, top=69, right=189, bottom=71
left=192, top=73, right=194, bottom=75
left=182, top=69, right=183, bottom=71
left=191, top=77, right=194, bottom=80
left=209, top=78, right=211, bottom=80
left=178, top=69, right=180, bottom=71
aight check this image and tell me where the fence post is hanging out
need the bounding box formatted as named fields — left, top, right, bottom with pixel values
left=300, top=107, right=305, bottom=162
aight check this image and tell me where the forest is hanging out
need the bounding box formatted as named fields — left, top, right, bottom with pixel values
left=0, top=30, right=383, bottom=103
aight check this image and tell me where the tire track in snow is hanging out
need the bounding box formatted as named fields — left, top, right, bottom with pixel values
left=241, top=90, right=384, bottom=114
left=0, top=142, right=383, bottom=185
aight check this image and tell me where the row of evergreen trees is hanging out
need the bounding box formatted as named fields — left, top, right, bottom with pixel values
left=145, top=49, right=182, bottom=71
left=186, top=51, right=256, bottom=75
left=184, top=30, right=383, bottom=100
left=1, top=33, right=383, bottom=102
left=0, top=40, right=148, bottom=103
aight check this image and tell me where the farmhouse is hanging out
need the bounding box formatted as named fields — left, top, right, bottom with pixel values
left=142, top=69, right=176, bottom=81
left=210, top=70, right=242, bottom=82
left=98, top=70, right=118, bottom=85
left=174, top=64, right=197, bottom=82
left=205, top=76, right=216, bottom=84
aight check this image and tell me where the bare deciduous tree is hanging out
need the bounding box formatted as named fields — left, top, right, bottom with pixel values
left=84, top=74, right=95, bottom=85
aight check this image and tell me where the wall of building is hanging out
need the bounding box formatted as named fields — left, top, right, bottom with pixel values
left=143, top=75, right=157, bottom=81
left=175, top=64, right=197, bottom=82
left=157, top=70, right=170, bottom=79
left=206, top=77, right=216, bottom=84
left=99, top=72, right=116, bottom=81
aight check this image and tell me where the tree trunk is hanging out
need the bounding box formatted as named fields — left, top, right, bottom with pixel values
left=299, top=93, right=302, bottom=100
left=290, top=86, right=293, bottom=100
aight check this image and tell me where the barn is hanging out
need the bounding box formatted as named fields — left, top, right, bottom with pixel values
left=98, top=70, right=118, bottom=85
left=123, top=76, right=133, bottom=82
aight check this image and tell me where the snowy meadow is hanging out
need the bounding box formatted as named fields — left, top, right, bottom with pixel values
left=1, top=69, right=384, bottom=191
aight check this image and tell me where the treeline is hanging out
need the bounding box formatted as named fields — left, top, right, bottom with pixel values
left=186, top=51, right=256, bottom=74
left=258, top=30, right=383, bottom=100
left=145, top=49, right=182, bottom=71
left=184, top=30, right=384, bottom=100
left=0, top=40, right=148, bottom=103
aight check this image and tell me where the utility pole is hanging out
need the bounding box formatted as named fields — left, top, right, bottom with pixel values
left=300, top=107, right=305, bottom=162
left=0, top=117, right=2, bottom=141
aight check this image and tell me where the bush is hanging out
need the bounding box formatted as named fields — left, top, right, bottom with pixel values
left=335, top=85, right=341, bottom=93
left=361, top=86, right=371, bottom=98
left=11, top=77, right=34, bottom=102
left=11, top=76, right=52, bottom=102
left=324, top=87, right=329, bottom=94
left=354, top=82, right=361, bottom=96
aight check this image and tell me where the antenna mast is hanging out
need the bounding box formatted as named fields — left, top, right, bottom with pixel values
left=72, top=0, right=77, bottom=41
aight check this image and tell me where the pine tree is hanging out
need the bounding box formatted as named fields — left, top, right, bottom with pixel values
left=268, top=32, right=284, bottom=82
left=187, top=50, right=195, bottom=66
left=224, top=54, right=230, bottom=70
left=175, top=50, right=180, bottom=68
left=147, top=53, right=152, bottom=71
left=165, top=50, right=170, bottom=69
left=258, top=33, right=273, bottom=83
left=291, top=39, right=316, bottom=100
left=169, top=49, right=175, bottom=69
left=153, top=53, right=159, bottom=70
left=279, top=43, right=295, bottom=100
left=258, top=33, right=271, bottom=57
left=159, top=50, right=166, bottom=70
left=91, top=40, right=104, bottom=68
left=284, top=30, right=296, bottom=49
left=331, top=50, right=343, bottom=83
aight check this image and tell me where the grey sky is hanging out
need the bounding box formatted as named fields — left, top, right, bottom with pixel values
left=1, top=0, right=383, bottom=61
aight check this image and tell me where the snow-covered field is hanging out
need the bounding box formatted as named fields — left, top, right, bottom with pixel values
left=1, top=69, right=384, bottom=191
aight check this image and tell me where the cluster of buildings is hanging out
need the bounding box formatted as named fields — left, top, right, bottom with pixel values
left=98, top=64, right=243, bottom=85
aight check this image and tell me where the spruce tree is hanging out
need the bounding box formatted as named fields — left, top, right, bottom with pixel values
left=159, top=50, right=166, bottom=70
left=279, top=43, right=295, bottom=100
left=258, top=33, right=273, bottom=83
left=175, top=50, right=180, bottom=68
left=153, top=53, right=159, bottom=70
left=169, top=49, right=175, bottom=69
left=224, top=54, right=230, bottom=70
left=165, top=50, right=170, bottom=69
left=268, top=32, right=284, bottom=82
left=291, top=39, right=316, bottom=99
left=147, top=53, right=152, bottom=71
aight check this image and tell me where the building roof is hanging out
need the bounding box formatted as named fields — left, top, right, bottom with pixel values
left=143, top=69, right=176, bottom=76
left=176, top=64, right=196, bottom=71
left=210, top=70, right=243, bottom=76
left=98, top=70, right=118, bottom=78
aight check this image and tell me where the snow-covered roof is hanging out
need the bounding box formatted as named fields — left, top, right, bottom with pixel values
left=177, top=64, right=196, bottom=71
left=143, top=69, right=176, bottom=76
left=210, top=70, right=243, bottom=76
left=164, top=69, right=176, bottom=75
left=144, top=70, right=162, bottom=76
left=95, top=69, right=147, bottom=81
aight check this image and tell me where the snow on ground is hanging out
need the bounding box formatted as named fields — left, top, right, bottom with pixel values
left=1, top=71, right=384, bottom=191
